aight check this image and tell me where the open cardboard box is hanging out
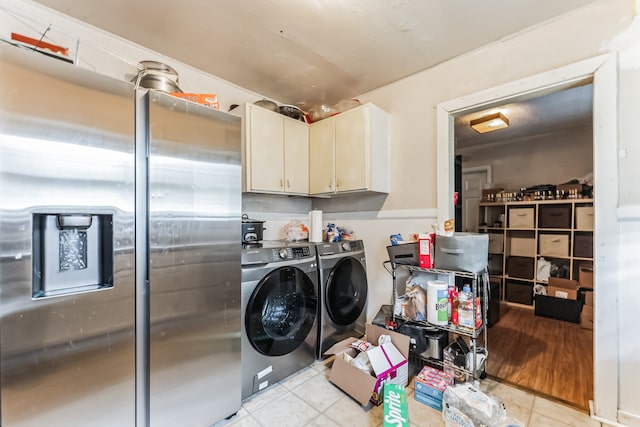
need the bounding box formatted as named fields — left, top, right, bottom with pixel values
left=324, top=323, right=410, bottom=406
left=547, top=277, right=579, bottom=300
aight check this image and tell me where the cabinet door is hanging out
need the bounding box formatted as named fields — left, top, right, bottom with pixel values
left=283, top=119, right=309, bottom=194
left=309, top=118, right=335, bottom=194
left=334, top=106, right=368, bottom=192
left=248, top=105, right=284, bottom=192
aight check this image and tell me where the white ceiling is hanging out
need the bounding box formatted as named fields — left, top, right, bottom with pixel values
left=31, top=0, right=596, bottom=142
left=35, top=0, right=598, bottom=108
left=455, top=82, right=593, bottom=148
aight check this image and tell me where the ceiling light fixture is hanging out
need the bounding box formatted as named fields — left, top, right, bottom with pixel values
left=470, top=112, right=509, bottom=133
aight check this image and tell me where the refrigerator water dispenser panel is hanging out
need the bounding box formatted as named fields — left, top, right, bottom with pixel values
left=32, top=213, right=114, bottom=298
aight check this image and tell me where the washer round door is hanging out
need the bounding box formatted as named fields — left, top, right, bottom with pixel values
left=326, top=257, right=368, bottom=326
left=246, top=266, right=317, bottom=356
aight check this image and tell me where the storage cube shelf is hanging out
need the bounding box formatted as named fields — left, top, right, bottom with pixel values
left=478, top=199, right=593, bottom=307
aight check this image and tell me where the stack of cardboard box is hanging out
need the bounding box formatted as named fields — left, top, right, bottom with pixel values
left=535, top=277, right=582, bottom=323
left=325, top=324, right=410, bottom=406
left=579, top=263, right=594, bottom=330
left=413, top=365, right=454, bottom=412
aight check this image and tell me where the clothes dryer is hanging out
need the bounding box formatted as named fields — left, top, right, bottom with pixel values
left=315, top=240, right=368, bottom=359
left=241, top=241, right=318, bottom=399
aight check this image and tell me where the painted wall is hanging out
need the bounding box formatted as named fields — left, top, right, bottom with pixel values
left=2, top=0, right=640, bottom=424
left=354, top=0, right=638, bottom=424
left=458, top=124, right=594, bottom=191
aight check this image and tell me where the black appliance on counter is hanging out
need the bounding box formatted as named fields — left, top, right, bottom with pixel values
left=372, top=305, right=449, bottom=361
left=242, top=214, right=265, bottom=243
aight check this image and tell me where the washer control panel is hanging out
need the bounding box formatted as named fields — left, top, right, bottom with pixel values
left=242, top=242, right=314, bottom=266
left=273, top=246, right=312, bottom=260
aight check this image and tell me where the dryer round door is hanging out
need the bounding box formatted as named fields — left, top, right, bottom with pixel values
left=246, top=266, right=317, bottom=356
left=326, top=257, right=367, bottom=326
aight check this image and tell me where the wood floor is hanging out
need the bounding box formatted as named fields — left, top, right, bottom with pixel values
left=485, top=304, right=593, bottom=412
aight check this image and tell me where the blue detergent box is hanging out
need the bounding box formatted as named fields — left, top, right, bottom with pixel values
left=414, top=390, right=443, bottom=412
left=414, top=365, right=454, bottom=400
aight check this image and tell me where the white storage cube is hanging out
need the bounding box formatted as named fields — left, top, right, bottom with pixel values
left=538, top=234, right=570, bottom=258
left=508, top=208, right=535, bottom=228
left=575, top=206, right=594, bottom=230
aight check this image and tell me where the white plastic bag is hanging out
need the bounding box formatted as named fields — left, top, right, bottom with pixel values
left=284, top=220, right=309, bottom=241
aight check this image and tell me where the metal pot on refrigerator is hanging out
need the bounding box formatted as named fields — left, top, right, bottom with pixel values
left=242, top=214, right=265, bottom=243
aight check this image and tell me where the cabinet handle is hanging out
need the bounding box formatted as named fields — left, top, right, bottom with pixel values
left=280, top=179, right=284, bottom=188
left=336, top=179, right=341, bottom=189
left=286, top=179, right=290, bottom=188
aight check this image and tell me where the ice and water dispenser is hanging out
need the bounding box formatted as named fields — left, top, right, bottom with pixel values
left=32, top=213, right=114, bottom=298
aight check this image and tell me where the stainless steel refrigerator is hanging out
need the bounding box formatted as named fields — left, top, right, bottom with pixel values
left=0, top=44, right=242, bottom=426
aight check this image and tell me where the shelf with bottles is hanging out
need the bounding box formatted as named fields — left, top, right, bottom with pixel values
left=480, top=198, right=594, bottom=303
left=385, top=263, right=489, bottom=381
left=396, top=265, right=488, bottom=340
left=478, top=203, right=506, bottom=230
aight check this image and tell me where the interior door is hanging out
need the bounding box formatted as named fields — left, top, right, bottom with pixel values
left=462, top=170, right=487, bottom=232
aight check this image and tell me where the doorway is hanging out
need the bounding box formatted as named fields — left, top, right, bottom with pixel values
left=461, top=166, right=491, bottom=232
left=456, top=85, right=594, bottom=409
left=436, top=54, right=619, bottom=418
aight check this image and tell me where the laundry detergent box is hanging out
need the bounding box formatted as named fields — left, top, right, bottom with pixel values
left=414, top=365, right=454, bottom=401
left=368, top=341, right=409, bottom=401
left=383, top=383, right=409, bottom=427
left=325, top=323, right=410, bottom=406
left=415, top=390, right=444, bottom=412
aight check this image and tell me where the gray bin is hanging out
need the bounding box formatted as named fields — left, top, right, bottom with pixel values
left=434, top=233, right=489, bottom=273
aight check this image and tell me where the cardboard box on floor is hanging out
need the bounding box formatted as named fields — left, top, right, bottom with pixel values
left=324, top=323, right=410, bottom=406
left=582, top=289, right=594, bottom=307
left=547, top=277, right=579, bottom=300
left=581, top=310, right=594, bottom=330
left=579, top=263, right=594, bottom=289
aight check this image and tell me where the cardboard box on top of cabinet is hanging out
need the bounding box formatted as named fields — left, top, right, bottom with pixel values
left=170, top=93, right=220, bottom=110
left=324, top=323, right=410, bottom=406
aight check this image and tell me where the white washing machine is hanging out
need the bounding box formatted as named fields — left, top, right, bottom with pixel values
left=240, top=241, right=318, bottom=400
left=315, top=240, right=368, bottom=359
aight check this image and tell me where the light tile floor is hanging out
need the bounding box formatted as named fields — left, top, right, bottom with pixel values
left=215, top=358, right=601, bottom=427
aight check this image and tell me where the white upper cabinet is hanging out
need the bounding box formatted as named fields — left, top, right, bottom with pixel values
left=244, top=103, right=309, bottom=195
left=309, top=102, right=389, bottom=196
left=309, top=117, right=335, bottom=194
left=283, top=119, right=309, bottom=194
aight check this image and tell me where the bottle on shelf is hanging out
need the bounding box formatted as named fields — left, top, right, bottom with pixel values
left=447, top=278, right=455, bottom=322
left=457, top=285, right=474, bottom=328
left=451, top=286, right=459, bottom=326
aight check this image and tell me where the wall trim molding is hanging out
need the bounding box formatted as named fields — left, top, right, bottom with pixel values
left=243, top=208, right=438, bottom=222
left=618, top=205, right=640, bottom=221
left=618, top=409, right=640, bottom=426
